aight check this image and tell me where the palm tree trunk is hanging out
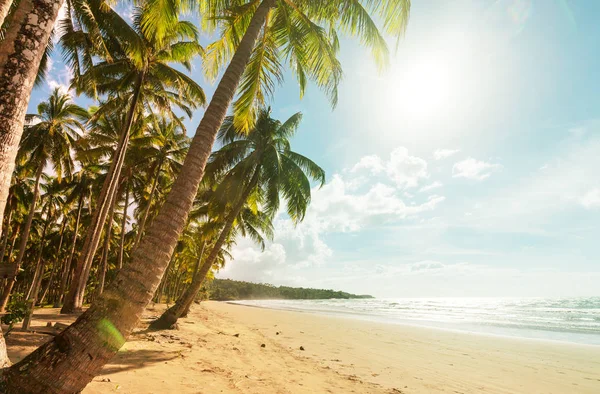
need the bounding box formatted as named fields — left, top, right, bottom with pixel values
left=38, top=218, right=66, bottom=306
left=117, top=176, right=130, bottom=270
left=0, top=0, right=63, bottom=242
left=0, top=163, right=43, bottom=312
left=181, top=242, right=205, bottom=318
left=25, top=202, right=51, bottom=301
left=0, top=203, right=13, bottom=263
left=54, top=193, right=84, bottom=307
left=150, top=168, right=260, bottom=329
left=61, top=72, right=145, bottom=314
left=133, top=161, right=161, bottom=250
left=96, top=189, right=117, bottom=297
left=0, top=0, right=12, bottom=28
left=0, top=1, right=275, bottom=390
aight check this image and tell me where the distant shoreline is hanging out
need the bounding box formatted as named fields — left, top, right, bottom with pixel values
left=227, top=297, right=600, bottom=347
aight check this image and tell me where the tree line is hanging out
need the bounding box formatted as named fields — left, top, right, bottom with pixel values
left=0, top=0, right=410, bottom=392
left=206, top=278, right=373, bottom=301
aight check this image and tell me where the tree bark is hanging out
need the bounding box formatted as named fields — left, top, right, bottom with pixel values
left=0, top=0, right=13, bottom=28
left=0, top=1, right=275, bottom=391
left=0, top=0, right=63, bottom=242
left=54, top=192, right=83, bottom=307
left=61, top=72, right=145, bottom=314
left=0, top=163, right=43, bottom=312
left=0, top=202, right=13, bottom=263
left=117, top=176, right=129, bottom=270
left=0, top=327, right=9, bottom=367
left=132, top=161, right=161, bottom=251
left=150, top=168, right=259, bottom=330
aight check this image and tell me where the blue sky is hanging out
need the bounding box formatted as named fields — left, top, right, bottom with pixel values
left=31, top=0, right=600, bottom=297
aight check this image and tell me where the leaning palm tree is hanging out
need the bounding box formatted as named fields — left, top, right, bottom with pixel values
left=60, top=4, right=205, bottom=313
left=0, top=1, right=410, bottom=390
left=150, top=108, right=323, bottom=329
left=0, top=88, right=87, bottom=312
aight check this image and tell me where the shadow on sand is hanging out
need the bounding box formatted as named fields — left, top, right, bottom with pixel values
left=98, top=348, right=179, bottom=375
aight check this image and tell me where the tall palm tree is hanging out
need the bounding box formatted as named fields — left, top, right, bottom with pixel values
left=132, top=117, right=189, bottom=250
left=0, top=1, right=410, bottom=390
left=0, top=0, right=63, bottom=260
left=61, top=5, right=205, bottom=313
left=151, top=108, right=323, bottom=328
left=0, top=89, right=87, bottom=312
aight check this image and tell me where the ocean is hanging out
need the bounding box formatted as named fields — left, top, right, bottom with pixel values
left=231, top=297, right=600, bottom=346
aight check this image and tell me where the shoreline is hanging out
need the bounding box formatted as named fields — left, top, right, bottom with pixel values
left=227, top=299, right=600, bottom=349
left=6, top=301, right=600, bottom=393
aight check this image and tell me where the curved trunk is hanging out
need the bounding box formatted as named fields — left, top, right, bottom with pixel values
left=117, top=176, right=130, bottom=270
left=132, top=161, right=161, bottom=251
left=150, top=168, right=259, bottom=330
left=0, top=0, right=63, bottom=242
left=61, top=72, right=145, bottom=314
left=54, top=193, right=84, bottom=307
left=0, top=163, right=43, bottom=312
left=0, top=1, right=275, bottom=391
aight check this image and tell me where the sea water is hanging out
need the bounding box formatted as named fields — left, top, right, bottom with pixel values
left=232, top=297, right=600, bottom=346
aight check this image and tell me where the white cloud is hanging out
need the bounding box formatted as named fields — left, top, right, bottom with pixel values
left=221, top=149, right=446, bottom=284
left=581, top=189, right=600, bottom=209
left=47, top=80, right=70, bottom=95
left=452, top=157, right=501, bottom=180
left=419, top=181, right=443, bottom=192
left=433, top=149, right=460, bottom=160
left=352, top=147, right=429, bottom=189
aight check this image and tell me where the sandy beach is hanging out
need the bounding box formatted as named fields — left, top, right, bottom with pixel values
left=6, top=301, right=600, bottom=393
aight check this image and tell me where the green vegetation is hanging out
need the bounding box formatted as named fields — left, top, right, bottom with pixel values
left=206, top=279, right=374, bottom=301
left=0, top=0, right=410, bottom=390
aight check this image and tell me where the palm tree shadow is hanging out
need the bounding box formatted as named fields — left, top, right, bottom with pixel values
left=98, top=348, right=178, bottom=375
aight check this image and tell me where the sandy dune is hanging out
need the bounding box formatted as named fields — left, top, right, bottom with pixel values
left=5, top=301, right=600, bottom=393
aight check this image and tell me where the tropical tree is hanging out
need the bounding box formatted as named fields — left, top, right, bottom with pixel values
left=0, top=88, right=87, bottom=312
left=60, top=3, right=205, bottom=313
left=132, top=117, right=189, bottom=250
left=0, top=0, right=410, bottom=390
left=151, top=108, right=323, bottom=329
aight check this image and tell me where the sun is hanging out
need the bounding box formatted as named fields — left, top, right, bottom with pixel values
left=385, top=52, right=455, bottom=120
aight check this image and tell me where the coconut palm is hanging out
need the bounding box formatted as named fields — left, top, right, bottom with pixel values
left=0, top=2, right=62, bottom=262
left=0, top=89, right=87, bottom=312
left=0, top=1, right=410, bottom=389
left=132, top=117, right=189, bottom=250
left=61, top=4, right=205, bottom=313
left=150, top=108, right=323, bottom=329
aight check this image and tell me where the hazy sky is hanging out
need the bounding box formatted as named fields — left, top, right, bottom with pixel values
left=30, top=0, right=600, bottom=297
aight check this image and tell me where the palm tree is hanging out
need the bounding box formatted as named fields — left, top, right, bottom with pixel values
left=0, top=89, right=87, bottom=312
left=53, top=162, right=100, bottom=307
left=132, top=117, right=189, bottom=250
left=150, top=108, right=323, bottom=329
left=0, top=1, right=62, bottom=260
left=61, top=5, right=205, bottom=313
left=0, top=1, right=410, bottom=389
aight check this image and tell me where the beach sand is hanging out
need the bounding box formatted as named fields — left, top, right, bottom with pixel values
left=5, top=301, right=600, bottom=393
